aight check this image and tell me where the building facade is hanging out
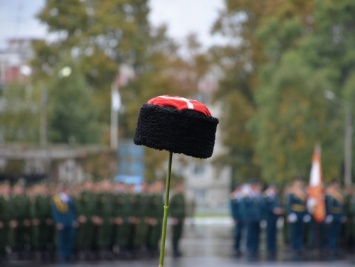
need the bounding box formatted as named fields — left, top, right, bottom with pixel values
left=173, top=103, right=231, bottom=215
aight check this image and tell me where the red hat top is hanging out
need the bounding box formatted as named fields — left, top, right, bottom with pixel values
left=134, top=95, right=219, bottom=159
left=147, top=95, right=212, bottom=116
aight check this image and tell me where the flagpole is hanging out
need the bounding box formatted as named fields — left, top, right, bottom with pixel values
left=111, top=83, right=119, bottom=150
left=344, top=104, right=352, bottom=187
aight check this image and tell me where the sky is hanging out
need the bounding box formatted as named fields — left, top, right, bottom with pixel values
left=0, top=0, right=225, bottom=49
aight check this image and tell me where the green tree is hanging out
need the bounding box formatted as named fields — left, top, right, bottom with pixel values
left=32, top=0, right=151, bottom=128
left=213, top=0, right=355, bottom=185
left=47, top=62, right=100, bottom=144
left=32, top=0, right=211, bottom=180
left=211, top=0, right=268, bottom=183
left=252, top=0, right=355, bottom=184
left=0, top=83, right=39, bottom=143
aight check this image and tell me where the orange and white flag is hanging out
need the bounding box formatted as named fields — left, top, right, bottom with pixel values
left=307, top=145, right=326, bottom=223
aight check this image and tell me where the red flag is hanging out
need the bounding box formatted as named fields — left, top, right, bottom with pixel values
left=307, top=145, right=326, bottom=223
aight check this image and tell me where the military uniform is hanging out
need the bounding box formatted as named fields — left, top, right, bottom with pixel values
left=52, top=192, right=77, bottom=262
left=281, top=190, right=290, bottom=247
left=112, top=192, right=130, bottom=256
left=170, top=192, right=186, bottom=257
left=230, top=193, right=244, bottom=256
left=286, top=189, right=307, bottom=253
left=146, top=193, right=163, bottom=254
left=242, top=193, right=262, bottom=259
left=302, top=203, right=314, bottom=250
left=9, top=194, right=31, bottom=256
left=94, top=192, right=113, bottom=256
left=75, top=190, right=94, bottom=257
left=263, top=192, right=281, bottom=258
left=0, top=192, right=10, bottom=261
left=351, top=194, right=355, bottom=251
left=127, top=192, right=148, bottom=254
left=30, top=192, right=51, bottom=255
left=325, top=187, right=344, bottom=253
left=43, top=191, right=56, bottom=259
left=342, top=192, right=353, bottom=250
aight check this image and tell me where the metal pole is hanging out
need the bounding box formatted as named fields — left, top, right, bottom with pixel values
left=344, top=104, right=352, bottom=187
left=40, top=86, right=47, bottom=146
left=110, top=83, right=118, bottom=150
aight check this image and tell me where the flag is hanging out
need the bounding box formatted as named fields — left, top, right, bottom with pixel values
left=307, top=145, right=326, bottom=223
left=112, top=88, right=121, bottom=111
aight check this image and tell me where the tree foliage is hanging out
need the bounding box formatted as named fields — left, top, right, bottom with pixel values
left=0, top=83, right=39, bottom=143
left=31, top=0, right=214, bottom=181
left=32, top=0, right=151, bottom=123
left=47, top=62, right=100, bottom=144
left=213, top=0, right=355, bottom=185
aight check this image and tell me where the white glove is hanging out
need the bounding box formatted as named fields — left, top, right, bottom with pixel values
left=307, top=198, right=317, bottom=213
left=288, top=213, right=297, bottom=223
left=325, top=215, right=333, bottom=224
left=303, top=214, right=311, bottom=223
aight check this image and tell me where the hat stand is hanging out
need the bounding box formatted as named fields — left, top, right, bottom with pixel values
left=159, top=151, right=173, bottom=267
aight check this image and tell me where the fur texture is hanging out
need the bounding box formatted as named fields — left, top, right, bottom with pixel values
left=134, top=104, right=219, bottom=159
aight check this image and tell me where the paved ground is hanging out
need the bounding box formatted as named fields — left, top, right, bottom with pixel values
left=5, top=219, right=355, bottom=267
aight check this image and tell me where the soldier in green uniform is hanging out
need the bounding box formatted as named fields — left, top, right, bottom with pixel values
left=90, top=182, right=99, bottom=257
left=127, top=183, right=148, bottom=257
left=93, top=180, right=114, bottom=259
left=169, top=183, right=186, bottom=258
left=126, top=184, right=137, bottom=256
left=138, top=183, right=150, bottom=255
left=146, top=181, right=164, bottom=256
left=9, top=183, right=31, bottom=259
left=0, top=183, right=11, bottom=262
left=75, top=181, right=95, bottom=260
left=30, top=184, right=50, bottom=259
left=112, top=183, right=130, bottom=258
left=42, top=184, right=56, bottom=260
left=29, top=184, right=41, bottom=259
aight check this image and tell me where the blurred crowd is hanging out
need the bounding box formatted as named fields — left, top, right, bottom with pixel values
left=0, top=180, right=186, bottom=263
left=230, top=178, right=355, bottom=261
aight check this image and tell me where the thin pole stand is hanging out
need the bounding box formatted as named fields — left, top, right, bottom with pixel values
left=159, top=151, right=173, bottom=267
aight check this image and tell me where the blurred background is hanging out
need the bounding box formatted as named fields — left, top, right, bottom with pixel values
left=0, top=0, right=355, bottom=215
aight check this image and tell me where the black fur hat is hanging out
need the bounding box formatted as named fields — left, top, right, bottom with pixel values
left=133, top=96, right=219, bottom=159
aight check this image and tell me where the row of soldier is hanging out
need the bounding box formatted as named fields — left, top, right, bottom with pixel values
left=0, top=180, right=186, bottom=263
left=230, top=178, right=355, bottom=261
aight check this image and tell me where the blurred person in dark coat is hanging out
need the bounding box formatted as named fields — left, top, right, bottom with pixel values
left=263, top=185, right=283, bottom=260
left=242, top=181, right=262, bottom=261
left=286, top=177, right=307, bottom=256
left=52, top=183, right=78, bottom=262
left=170, top=183, right=186, bottom=258
left=325, top=179, right=344, bottom=257
left=230, top=184, right=244, bottom=257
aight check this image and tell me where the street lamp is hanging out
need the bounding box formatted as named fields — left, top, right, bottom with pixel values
left=324, top=90, right=352, bottom=187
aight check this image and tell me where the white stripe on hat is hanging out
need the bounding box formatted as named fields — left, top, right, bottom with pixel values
left=159, top=95, right=194, bottom=109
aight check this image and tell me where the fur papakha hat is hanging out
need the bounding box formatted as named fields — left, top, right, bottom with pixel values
left=133, top=95, right=219, bottom=159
